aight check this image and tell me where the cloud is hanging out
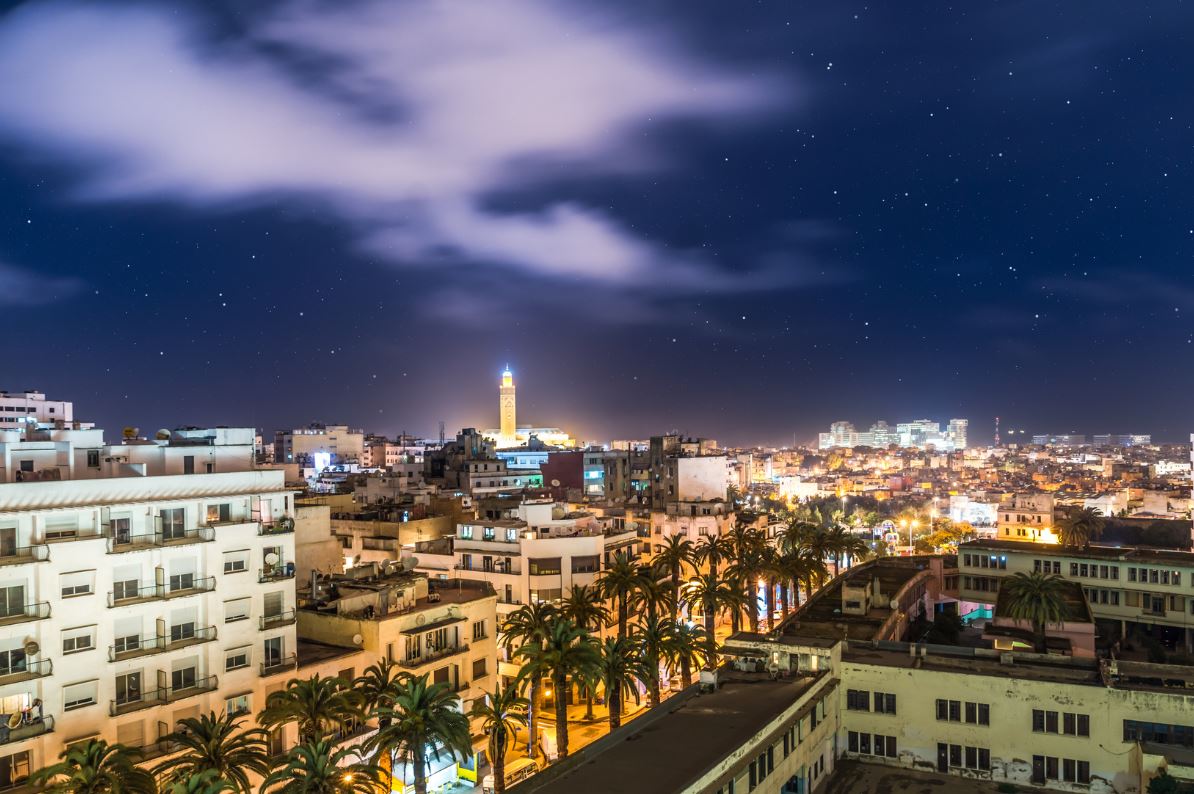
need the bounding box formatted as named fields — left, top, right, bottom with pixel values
left=0, top=260, right=83, bottom=305
left=0, top=0, right=795, bottom=295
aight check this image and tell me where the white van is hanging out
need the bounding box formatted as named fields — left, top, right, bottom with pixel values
left=482, top=757, right=539, bottom=794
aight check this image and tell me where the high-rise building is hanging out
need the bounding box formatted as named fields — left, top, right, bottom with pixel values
left=499, top=366, right=516, bottom=440
left=818, top=418, right=967, bottom=450
left=947, top=418, right=969, bottom=450
left=0, top=423, right=299, bottom=779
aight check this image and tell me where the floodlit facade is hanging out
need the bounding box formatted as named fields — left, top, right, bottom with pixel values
left=273, top=424, right=364, bottom=466
left=0, top=425, right=298, bottom=788
left=995, top=493, right=1057, bottom=543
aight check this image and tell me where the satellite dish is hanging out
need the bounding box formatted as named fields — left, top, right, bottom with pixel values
left=265, top=552, right=280, bottom=565
left=122, top=426, right=138, bottom=440
left=23, top=640, right=39, bottom=656
left=550, top=479, right=561, bottom=487
left=352, top=633, right=364, bottom=646
left=404, top=557, right=419, bottom=571
left=416, top=614, right=426, bottom=626
left=155, top=429, right=171, bottom=440
left=448, top=605, right=461, bottom=617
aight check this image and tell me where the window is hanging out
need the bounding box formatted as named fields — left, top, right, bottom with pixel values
left=223, top=550, right=249, bottom=574
left=226, top=694, right=251, bottom=717
left=225, top=597, right=250, bottom=623
left=571, top=555, right=600, bottom=574
left=226, top=648, right=250, bottom=671
left=206, top=503, right=232, bottom=524
left=64, top=680, right=98, bottom=711
left=169, top=572, right=195, bottom=592
left=528, top=558, right=562, bottom=576
left=874, top=692, right=896, bottom=714
left=115, top=672, right=142, bottom=706
left=86, top=450, right=101, bottom=468
left=62, top=626, right=95, bottom=655
left=160, top=508, right=186, bottom=541
left=60, top=570, right=94, bottom=598
left=1035, top=709, right=1088, bottom=736
left=472, top=620, right=487, bottom=641
left=847, top=690, right=870, bottom=711
left=171, top=666, right=197, bottom=692
left=472, top=658, right=487, bottom=679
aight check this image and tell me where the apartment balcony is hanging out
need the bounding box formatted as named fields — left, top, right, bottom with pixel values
left=258, top=519, right=296, bottom=537
left=0, top=602, right=50, bottom=627
left=260, top=610, right=296, bottom=631
left=397, top=643, right=470, bottom=669
left=0, top=545, right=49, bottom=568
left=107, top=577, right=215, bottom=608
left=0, top=715, right=53, bottom=746
left=259, top=565, right=295, bottom=583
left=129, top=738, right=183, bottom=763
left=106, top=527, right=215, bottom=554
left=108, top=626, right=217, bottom=662
left=0, top=659, right=52, bottom=686
left=260, top=654, right=298, bottom=676
left=110, top=674, right=218, bottom=716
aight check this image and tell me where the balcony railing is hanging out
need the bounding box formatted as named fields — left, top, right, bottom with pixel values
left=259, top=565, right=295, bottom=583
left=258, top=519, right=295, bottom=536
left=130, top=738, right=183, bottom=762
left=0, top=601, right=51, bottom=626
left=260, top=654, right=298, bottom=676
left=0, top=545, right=49, bottom=567
left=0, top=715, right=53, bottom=746
left=107, top=527, right=214, bottom=553
left=0, top=659, right=52, bottom=683
left=398, top=643, right=469, bottom=669
left=110, top=674, right=218, bottom=716
left=260, top=610, right=296, bottom=630
left=108, top=626, right=217, bottom=661
left=107, top=577, right=215, bottom=607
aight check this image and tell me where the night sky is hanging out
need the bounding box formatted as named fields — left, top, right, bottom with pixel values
left=1, top=1, right=1191, bottom=446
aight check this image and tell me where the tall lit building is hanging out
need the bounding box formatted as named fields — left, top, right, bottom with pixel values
left=499, top=366, right=516, bottom=440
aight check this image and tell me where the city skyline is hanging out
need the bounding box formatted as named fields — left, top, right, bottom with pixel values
left=1, top=1, right=1192, bottom=444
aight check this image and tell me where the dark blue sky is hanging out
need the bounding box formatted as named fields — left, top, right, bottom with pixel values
left=0, top=0, right=1191, bottom=446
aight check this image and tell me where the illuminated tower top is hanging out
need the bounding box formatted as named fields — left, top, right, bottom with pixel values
left=499, top=365, right=516, bottom=440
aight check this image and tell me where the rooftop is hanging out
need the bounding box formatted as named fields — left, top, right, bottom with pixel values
left=514, top=672, right=830, bottom=794
left=963, top=538, right=1194, bottom=565
left=773, top=559, right=931, bottom=642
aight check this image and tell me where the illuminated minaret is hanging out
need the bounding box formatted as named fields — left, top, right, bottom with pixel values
left=499, top=365, right=516, bottom=440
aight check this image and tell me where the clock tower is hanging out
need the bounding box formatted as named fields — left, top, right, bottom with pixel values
left=499, top=366, right=516, bottom=440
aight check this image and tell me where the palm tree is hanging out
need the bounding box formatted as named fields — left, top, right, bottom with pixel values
left=559, top=584, right=610, bottom=717
left=1001, top=571, right=1069, bottom=653
left=838, top=532, right=870, bottom=570
left=671, top=621, right=711, bottom=688
left=501, top=601, right=558, bottom=760
left=153, top=711, right=269, bottom=792
left=260, top=741, right=383, bottom=793
left=654, top=535, right=695, bottom=620
left=356, top=657, right=408, bottom=729
left=631, top=615, right=680, bottom=707
left=597, top=552, right=649, bottom=639
left=515, top=618, right=601, bottom=760
left=693, top=532, right=734, bottom=582
left=1057, top=507, right=1106, bottom=550
left=31, top=739, right=155, bottom=793
left=164, top=770, right=236, bottom=794
left=258, top=674, right=363, bottom=745
left=682, top=573, right=745, bottom=663
left=596, top=637, right=650, bottom=731
left=629, top=571, right=674, bottom=624
left=367, top=673, right=471, bottom=794
left=559, top=584, right=610, bottom=635
left=470, top=683, right=529, bottom=794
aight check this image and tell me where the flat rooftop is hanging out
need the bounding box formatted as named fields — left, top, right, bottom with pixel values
left=774, top=560, right=929, bottom=642
left=515, top=672, right=828, bottom=794
left=963, top=538, right=1194, bottom=565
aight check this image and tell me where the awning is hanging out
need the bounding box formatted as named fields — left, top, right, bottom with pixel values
left=400, top=616, right=467, bottom=636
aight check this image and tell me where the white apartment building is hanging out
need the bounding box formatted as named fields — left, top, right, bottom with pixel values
left=407, top=499, right=639, bottom=620
left=0, top=392, right=73, bottom=431
left=0, top=426, right=298, bottom=788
